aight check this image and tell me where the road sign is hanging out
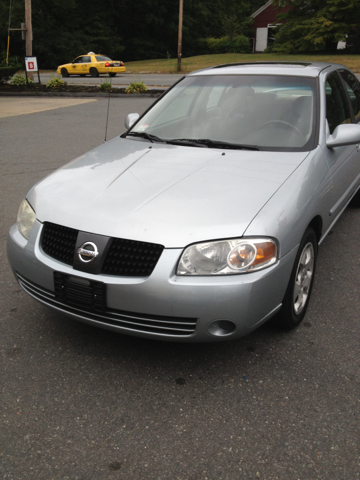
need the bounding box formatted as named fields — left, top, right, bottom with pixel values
left=24, top=56, right=41, bottom=84
left=25, top=56, right=38, bottom=72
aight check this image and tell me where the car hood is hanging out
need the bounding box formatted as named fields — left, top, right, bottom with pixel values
left=28, top=137, right=309, bottom=247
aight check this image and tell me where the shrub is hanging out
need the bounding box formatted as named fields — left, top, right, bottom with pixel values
left=125, top=81, right=147, bottom=93
left=99, top=81, right=112, bottom=91
left=46, top=77, right=65, bottom=88
left=10, top=74, right=33, bottom=86
left=198, top=35, right=251, bottom=54
left=0, top=67, right=19, bottom=84
left=0, top=52, right=21, bottom=68
left=231, top=35, right=251, bottom=53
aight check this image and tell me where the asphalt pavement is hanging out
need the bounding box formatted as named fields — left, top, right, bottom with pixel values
left=1, top=96, right=359, bottom=479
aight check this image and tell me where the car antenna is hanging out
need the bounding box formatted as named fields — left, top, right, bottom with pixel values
left=104, top=75, right=112, bottom=143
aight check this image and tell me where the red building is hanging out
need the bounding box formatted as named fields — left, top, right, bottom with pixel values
left=251, top=1, right=291, bottom=52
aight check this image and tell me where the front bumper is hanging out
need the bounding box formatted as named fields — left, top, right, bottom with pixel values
left=7, top=221, right=296, bottom=342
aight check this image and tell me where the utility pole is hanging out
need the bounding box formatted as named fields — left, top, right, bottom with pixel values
left=177, top=0, right=183, bottom=72
left=25, top=0, right=33, bottom=79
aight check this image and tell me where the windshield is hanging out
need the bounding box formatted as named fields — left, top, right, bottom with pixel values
left=130, top=75, right=317, bottom=151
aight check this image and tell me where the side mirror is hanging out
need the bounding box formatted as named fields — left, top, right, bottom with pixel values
left=326, top=123, right=360, bottom=148
left=125, top=113, right=140, bottom=130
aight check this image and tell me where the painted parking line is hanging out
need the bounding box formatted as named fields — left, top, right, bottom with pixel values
left=0, top=97, right=97, bottom=118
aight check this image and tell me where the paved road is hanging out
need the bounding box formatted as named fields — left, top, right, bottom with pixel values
left=1, top=97, right=359, bottom=479
left=39, top=72, right=184, bottom=87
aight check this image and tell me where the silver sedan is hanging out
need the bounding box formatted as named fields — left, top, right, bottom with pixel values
left=7, top=62, right=360, bottom=342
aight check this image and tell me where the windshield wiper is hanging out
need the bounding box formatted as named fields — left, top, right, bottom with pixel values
left=126, top=132, right=166, bottom=143
left=164, top=138, right=208, bottom=148
left=168, top=138, right=259, bottom=150
left=127, top=134, right=259, bottom=151
left=127, top=133, right=207, bottom=148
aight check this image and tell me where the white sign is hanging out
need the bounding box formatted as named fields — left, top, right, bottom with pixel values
left=25, top=57, right=38, bottom=72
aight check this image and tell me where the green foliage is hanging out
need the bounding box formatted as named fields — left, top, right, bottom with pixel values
left=46, top=77, right=65, bottom=88
left=222, top=15, right=240, bottom=44
left=10, top=74, right=32, bottom=86
left=0, top=66, right=19, bottom=83
left=0, top=0, right=265, bottom=68
left=125, top=81, right=147, bottom=94
left=99, top=81, right=112, bottom=92
left=0, top=52, right=22, bottom=68
left=3, top=0, right=358, bottom=63
left=271, top=0, right=360, bottom=53
left=198, top=35, right=251, bottom=55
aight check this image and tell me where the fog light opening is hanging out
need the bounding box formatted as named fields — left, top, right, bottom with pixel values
left=207, top=320, right=236, bottom=337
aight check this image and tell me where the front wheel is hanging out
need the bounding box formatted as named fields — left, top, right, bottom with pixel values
left=272, top=227, right=318, bottom=329
left=90, top=67, right=99, bottom=77
left=350, top=188, right=360, bottom=207
left=61, top=68, right=69, bottom=77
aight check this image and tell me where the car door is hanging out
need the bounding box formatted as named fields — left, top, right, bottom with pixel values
left=71, top=56, right=83, bottom=74
left=323, top=70, right=360, bottom=220
left=80, top=55, right=91, bottom=74
left=95, top=56, right=109, bottom=74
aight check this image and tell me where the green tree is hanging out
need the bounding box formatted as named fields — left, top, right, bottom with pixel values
left=0, top=0, right=264, bottom=68
left=222, top=15, right=240, bottom=46
left=0, top=0, right=26, bottom=63
left=271, top=0, right=360, bottom=53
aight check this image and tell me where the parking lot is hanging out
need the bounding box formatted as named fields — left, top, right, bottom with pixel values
left=1, top=96, right=359, bottom=479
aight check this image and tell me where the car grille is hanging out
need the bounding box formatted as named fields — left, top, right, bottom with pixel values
left=42, top=222, right=78, bottom=265
left=102, top=238, right=164, bottom=276
left=41, top=222, right=164, bottom=277
left=16, top=273, right=197, bottom=337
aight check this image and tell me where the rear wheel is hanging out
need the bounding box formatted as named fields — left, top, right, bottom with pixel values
left=109, top=72, right=116, bottom=77
left=61, top=68, right=69, bottom=77
left=272, top=227, right=317, bottom=329
left=90, top=67, right=99, bottom=77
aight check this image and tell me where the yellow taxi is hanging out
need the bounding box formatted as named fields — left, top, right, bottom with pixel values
left=57, top=52, right=126, bottom=77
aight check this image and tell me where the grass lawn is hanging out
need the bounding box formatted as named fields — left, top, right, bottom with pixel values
left=126, top=53, right=360, bottom=74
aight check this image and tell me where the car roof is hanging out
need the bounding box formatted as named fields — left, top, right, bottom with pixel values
left=188, top=62, right=345, bottom=78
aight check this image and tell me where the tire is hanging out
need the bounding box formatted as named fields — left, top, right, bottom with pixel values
left=61, top=68, right=69, bottom=78
left=90, top=67, right=99, bottom=77
left=349, top=187, right=360, bottom=207
left=109, top=73, right=116, bottom=77
left=272, top=227, right=318, bottom=329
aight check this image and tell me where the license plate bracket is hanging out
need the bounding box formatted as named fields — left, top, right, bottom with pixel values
left=54, top=272, right=106, bottom=314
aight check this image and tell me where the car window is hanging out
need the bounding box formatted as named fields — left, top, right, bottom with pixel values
left=338, top=69, right=360, bottom=123
left=131, top=75, right=317, bottom=152
left=326, top=73, right=351, bottom=134
left=95, top=56, right=111, bottom=62
left=81, top=56, right=91, bottom=63
left=141, top=82, right=202, bottom=128
left=73, top=57, right=83, bottom=64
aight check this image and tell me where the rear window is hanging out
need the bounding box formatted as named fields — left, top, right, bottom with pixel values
left=95, top=56, right=111, bottom=62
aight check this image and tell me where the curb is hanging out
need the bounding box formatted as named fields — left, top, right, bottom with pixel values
left=0, top=91, right=164, bottom=98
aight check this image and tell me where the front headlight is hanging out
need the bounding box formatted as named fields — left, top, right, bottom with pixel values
left=17, top=199, right=36, bottom=240
left=177, top=238, right=277, bottom=275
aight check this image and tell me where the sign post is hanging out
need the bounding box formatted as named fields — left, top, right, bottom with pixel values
left=25, top=56, right=41, bottom=84
left=177, top=0, right=183, bottom=72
